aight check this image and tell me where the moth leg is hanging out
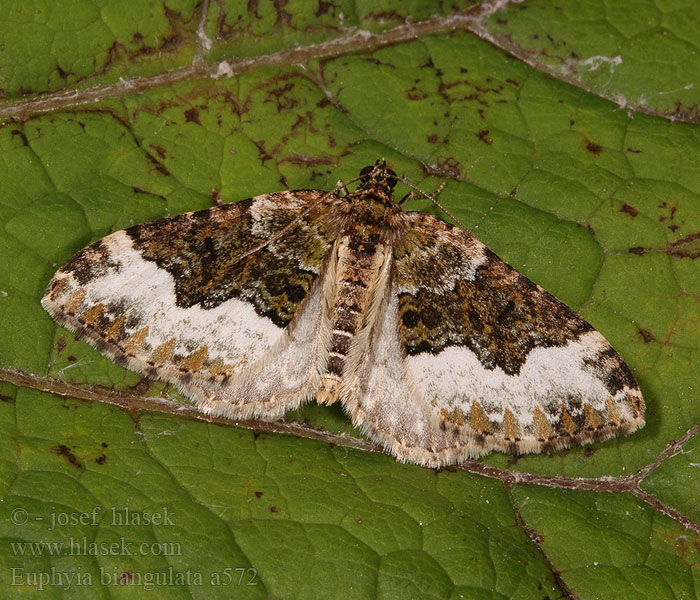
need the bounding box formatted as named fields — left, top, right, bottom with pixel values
left=334, top=179, right=349, bottom=196
left=432, top=181, right=447, bottom=197
left=398, top=191, right=416, bottom=206
left=399, top=182, right=446, bottom=206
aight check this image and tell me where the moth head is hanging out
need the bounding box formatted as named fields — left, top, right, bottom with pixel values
left=359, top=161, right=397, bottom=191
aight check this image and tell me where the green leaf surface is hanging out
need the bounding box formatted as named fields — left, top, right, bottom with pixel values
left=1, top=1, right=699, bottom=598
left=0, top=0, right=201, bottom=98
left=485, top=0, right=700, bottom=121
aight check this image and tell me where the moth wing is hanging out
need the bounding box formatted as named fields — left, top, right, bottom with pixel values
left=344, top=212, right=644, bottom=467
left=42, top=190, right=344, bottom=418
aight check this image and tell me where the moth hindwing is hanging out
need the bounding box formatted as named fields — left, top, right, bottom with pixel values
left=42, top=163, right=645, bottom=467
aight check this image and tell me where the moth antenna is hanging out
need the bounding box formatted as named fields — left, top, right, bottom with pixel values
left=339, top=173, right=365, bottom=188
left=397, top=177, right=467, bottom=231
left=229, top=188, right=339, bottom=265
left=231, top=170, right=372, bottom=264
left=235, top=172, right=369, bottom=264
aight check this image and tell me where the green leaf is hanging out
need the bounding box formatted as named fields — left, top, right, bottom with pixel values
left=1, top=1, right=699, bottom=598
left=486, top=0, right=700, bottom=121
left=0, top=0, right=201, bottom=98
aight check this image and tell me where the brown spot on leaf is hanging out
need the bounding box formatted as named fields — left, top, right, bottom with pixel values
left=0, top=394, right=13, bottom=403
left=669, top=101, right=700, bottom=122
left=254, top=491, right=263, bottom=498
left=432, top=157, right=461, bottom=179
left=10, top=129, right=29, bottom=146
left=316, top=0, right=336, bottom=17
left=52, top=444, right=84, bottom=471
left=149, top=144, right=167, bottom=159
left=57, top=337, right=66, bottom=353
left=253, top=140, right=272, bottom=162
left=427, top=134, right=438, bottom=143
left=638, top=328, right=653, bottom=343
left=184, top=108, right=201, bottom=125
left=364, top=9, right=403, bottom=22
left=265, top=82, right=298, bottom=111
left=585, top=139, right=602, bottom=154
left=145, top=153, right=170, bottom=176
left=476, top=129, right=493, bottom=145
left=665, top=233, right=700, bottom=259
left=626, top=147, right=642, bottom=154
left=406, top=85, right=428, bottom=100
left=619, top=203, right=638, bottom=217
left=629, top=246, right=646, bottom=255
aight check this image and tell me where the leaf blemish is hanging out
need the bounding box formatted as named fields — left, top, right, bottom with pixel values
left=665, top=233, right=700, bottom=259
left=184, top=108, right=202, bottom=125
left=51, top=444, right=84, bottom=471
left=619, top=203, right=638, bottom=217
left=149, top=144, right=167, bottom=159
left=585, top=139, right=603, bottom=154
left=476, top=129, right=493, bottom=145
left=638, top=328, right=654, bottom=343
left=10, top=129, right=29, bottom=146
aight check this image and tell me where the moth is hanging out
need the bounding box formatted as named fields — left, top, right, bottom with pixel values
left=42, top=162, right=645, bottom=467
